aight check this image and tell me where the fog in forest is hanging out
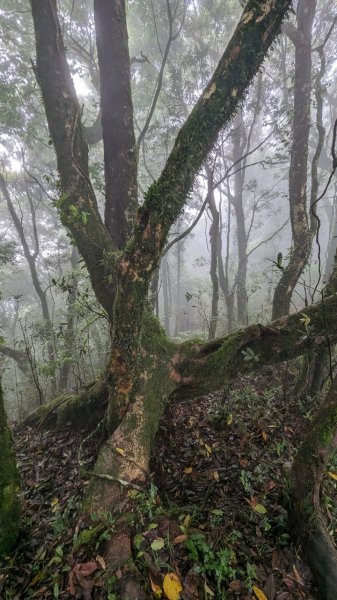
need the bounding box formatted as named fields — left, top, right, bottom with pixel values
left=0, top=0, right=335, bottom=421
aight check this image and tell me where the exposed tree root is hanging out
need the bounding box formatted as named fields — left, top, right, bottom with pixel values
left=291, top=375, right=337, bottom=599
left=23, top=379, right=108, bottom=431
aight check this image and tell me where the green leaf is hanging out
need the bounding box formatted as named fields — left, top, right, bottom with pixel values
left=151, top=538, right=165, bottom=551
left=53, top=581, right=59, bottom=599
left=253, top=504, right=267, bottom=515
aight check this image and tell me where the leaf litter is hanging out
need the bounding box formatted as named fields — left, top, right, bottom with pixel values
left=0, top=363, right=321, bottom=598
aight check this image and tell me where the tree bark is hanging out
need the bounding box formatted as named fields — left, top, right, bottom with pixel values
left=232, top=113, right=248, bottom=326
left=31, top=0, right=117, bottom=318
left=94, top=0, right=138, bottom=247
left=58, top=249, right=79, bottom=392
left=207, top=168, right=220, bottom=339
left=291, top=374, right=337, bottom=599
left=272, top=0, right=316, bottom=319
left=0, top=377, right=20, bottom=557
left=219, top=201, right=236, bottom=331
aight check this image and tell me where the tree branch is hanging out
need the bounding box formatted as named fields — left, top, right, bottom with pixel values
left=30, top=0, right=117, bottom=317
left=94, top=0, right=138, bottom=246
left=173, top=292, right=337, bottom=398
left=132, top=0, right=293, bottom=274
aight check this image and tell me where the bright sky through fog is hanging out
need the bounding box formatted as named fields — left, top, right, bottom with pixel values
left=73, top=73, right=91, bottom=97
left=0, top=143, right=21, bottom=172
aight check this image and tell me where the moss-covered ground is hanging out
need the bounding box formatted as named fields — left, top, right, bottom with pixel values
left=0, top=364, right=321, bottom=599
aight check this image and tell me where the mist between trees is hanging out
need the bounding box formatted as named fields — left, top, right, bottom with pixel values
left=0, top=0, right=335, bottom=417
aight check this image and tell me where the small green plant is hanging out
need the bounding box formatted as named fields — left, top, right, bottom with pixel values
left=240, top=469, right=254, bottom=494
left=242, top=347, right=260, bottom=363
left=52, top=495, right=78, bottom=536
left=185, top=533, right=238, bottom=597
left=209, top=508, right=224, bottom=527
left=131, top=482, right=163, bottom=522
left=245, top=561, right=257, bottom=592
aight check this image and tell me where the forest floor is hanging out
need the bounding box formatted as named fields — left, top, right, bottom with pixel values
left=1, top=363, right=331, bottom=599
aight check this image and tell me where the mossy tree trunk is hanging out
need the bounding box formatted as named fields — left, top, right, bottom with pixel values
left=0, top=377, right=20, bottom=557
left=291, top=375, right=337, bottom=599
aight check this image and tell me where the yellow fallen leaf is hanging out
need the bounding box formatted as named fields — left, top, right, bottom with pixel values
left=184, top=467, right=193, bottom=474
left=328, top=471, right=337, bottom=481
left=115, top=447, right=125, bottom=456
left=183, top=514, right=191, bottom=529
left=150, top=576, right=163, bottom=597
left=51, top=498, right=59, bottom=513
left=252, top=585, right=268, bottom=600
left=163, top=572, right=182, bottom=600
left=253, top=504, right=267, bottom=515
left=204, top=443, right=212, bottom=455
left=204, top=581, right=215, bottom=596
left=227, top=414, right=233, bottom=425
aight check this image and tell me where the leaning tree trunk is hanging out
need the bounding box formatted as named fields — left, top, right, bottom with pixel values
left=0, top=377, right=20, bottom=557
left=291, top=374, right=337, bottom=599
left=272, top=0, right=316, bottom=319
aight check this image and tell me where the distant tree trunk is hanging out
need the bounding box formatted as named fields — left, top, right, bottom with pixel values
left=0, top=175, right=57, bottom=395
left=232, top=113, right=248, bottom=326
left=0, top=378, right=20, bottom=557
left=207, top=168, right=220, bottom=339
left=297, top=41, right=329, bottom=397
left=219, top=199, right=235, bottom=331
left=59, top=246, right=79, bottom=391
left=272, top=0, right=316, bottom=319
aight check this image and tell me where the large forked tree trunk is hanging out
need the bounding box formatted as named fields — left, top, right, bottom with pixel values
left=0, top=377, right=20, bottom=557
left=272, top=0, right=316, bottom=320
left=30, top=0, right=293, bottom=590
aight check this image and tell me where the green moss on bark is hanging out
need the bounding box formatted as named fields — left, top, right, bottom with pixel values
left=0, top=379, right=20, bottom=556
left=291, top=381, right=337, bottom=599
